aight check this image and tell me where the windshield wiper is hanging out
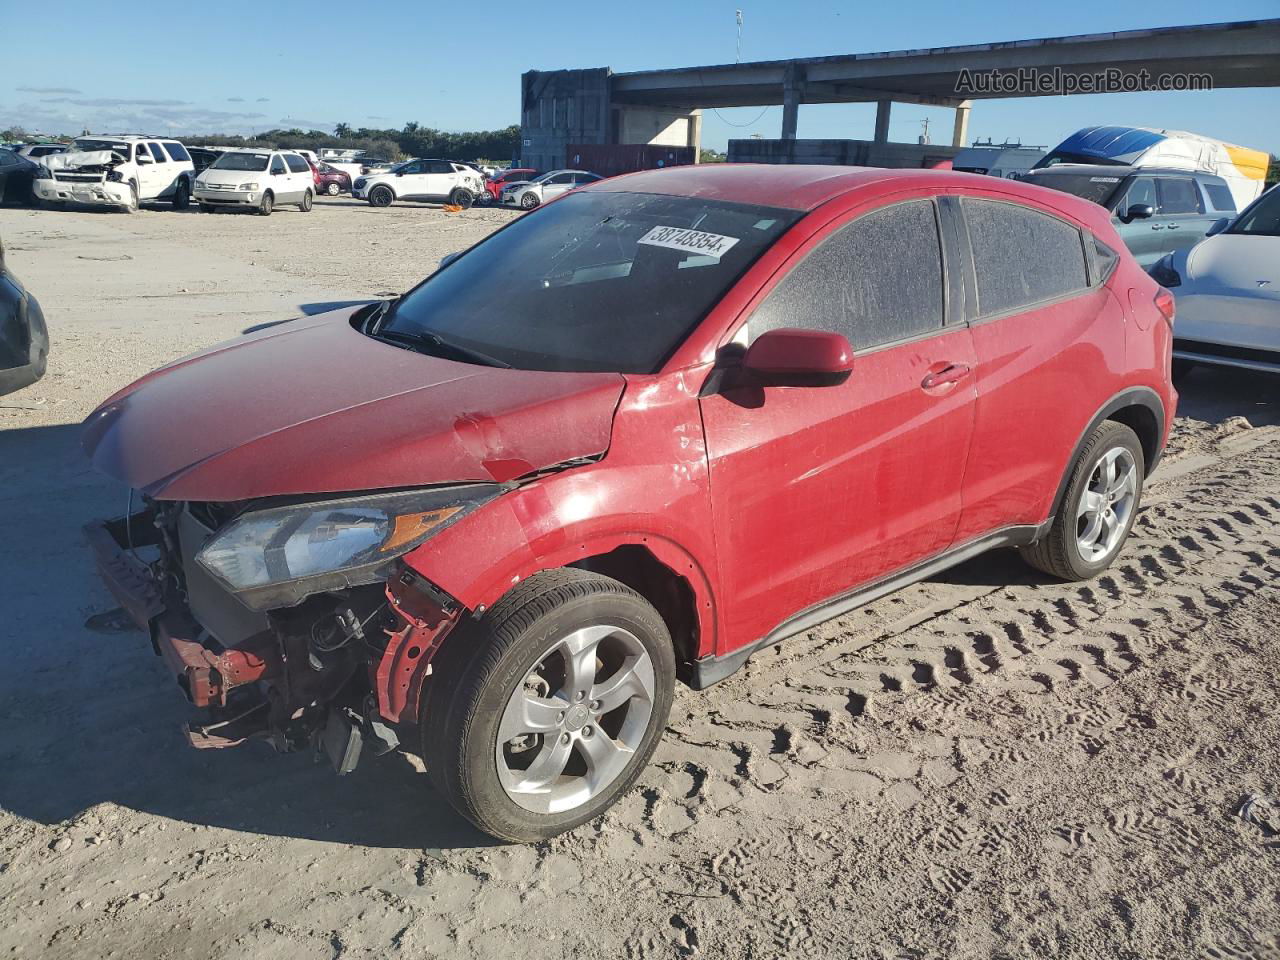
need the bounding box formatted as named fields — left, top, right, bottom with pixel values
left=373, top=328, right=511, bottom=369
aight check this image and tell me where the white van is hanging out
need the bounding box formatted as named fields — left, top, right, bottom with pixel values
left=951, top=143, right=1045, bottom=179
left=1034, top=126, right=1269, bottom=211
left=193, top=149, right=315, bottom=216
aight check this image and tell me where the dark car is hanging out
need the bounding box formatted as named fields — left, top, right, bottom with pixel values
left=0, top=149, right=39, bottom=206
left=188, top=147, right=227, bottom=175
left=1019, top=164, right=1240, bottom=268
left=313, top=161, right=352, bottom=196
left=85, top=165, right=1175, bottom=843
left=0, top=235, right=48, bottom=396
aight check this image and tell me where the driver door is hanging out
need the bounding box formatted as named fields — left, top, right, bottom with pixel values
left=395, top=160, right=431, bottom=198
left=698, top=197, right=977, bottom=651
left=541, top=172, right=575, bottom=200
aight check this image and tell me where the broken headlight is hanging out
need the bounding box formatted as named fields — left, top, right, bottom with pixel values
left=196, top=485, right=503, bottom=610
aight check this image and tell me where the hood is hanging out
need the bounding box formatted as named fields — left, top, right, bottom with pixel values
left=83, top=308, right=626, bottom=501
left=197, top=166, right=266, bottom=186
left=1186, top=234, right=1280, bottom=295
left=46, top=149, right=121, bottom=171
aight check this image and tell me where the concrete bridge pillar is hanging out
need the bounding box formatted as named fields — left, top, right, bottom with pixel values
left=782, top=64, right=805, bottom=140
left=874, top=100, right=892, bottom=143
left=952, top=100, right=972, bottom=147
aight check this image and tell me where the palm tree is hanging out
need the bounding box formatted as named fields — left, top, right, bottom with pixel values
left=334, top=122, right=351, bottom=139
left=403, top=121, right=420, bottom=134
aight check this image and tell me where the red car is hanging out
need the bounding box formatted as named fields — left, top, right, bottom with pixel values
left=311, top=160, right=352, bottom=196
left=479, top=166, right=539, bottom=204
left=84, top=165, right=1175, bottom=842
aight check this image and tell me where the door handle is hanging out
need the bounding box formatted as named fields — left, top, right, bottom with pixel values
left=921, top=363, right=972, bottom=389
left=1166, top=223, right=1181, bottom=230
left=1150, top=224, right=1166, bottom=230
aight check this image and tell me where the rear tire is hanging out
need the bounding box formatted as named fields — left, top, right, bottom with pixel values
left=172, top=179, right=190, bottom=210
left=422, top=568, right=675, bottom=843
left=258, top=191, right=273, bottom=216
left=300, top=189, right=313, bottom=212
left=1021, top=421, right=1145, bottom=581
left=369, top=185, right=394, bottom=207
left=326, top=181, right=340, bottom=196
left=449, top=187, right=474, bottom=209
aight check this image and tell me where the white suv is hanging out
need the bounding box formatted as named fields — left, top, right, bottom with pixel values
left=353, top=158, right=484, bottom=208
left=34, top=136, right=195, bottom=212
left=193, top=149, right=315, bottom=216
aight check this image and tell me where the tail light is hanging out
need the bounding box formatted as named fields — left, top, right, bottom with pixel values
left=1154, top=288, right=1175, bottom=328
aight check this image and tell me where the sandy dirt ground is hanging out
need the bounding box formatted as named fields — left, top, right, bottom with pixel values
left=1, top=198, right=1278, bottom=960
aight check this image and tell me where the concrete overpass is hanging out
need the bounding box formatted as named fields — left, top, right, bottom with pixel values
left=609, top=18, right=1280, bottom=147
left=519, top=19, right=1280, bottom=171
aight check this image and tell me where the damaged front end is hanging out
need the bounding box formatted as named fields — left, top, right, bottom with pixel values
left=35, top=149, right=134, bottom=207
left=85, top=488, right=492, bottom=772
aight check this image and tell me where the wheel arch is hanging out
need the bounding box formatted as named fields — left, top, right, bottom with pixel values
left=1048, top=386, right=1166, bottom=523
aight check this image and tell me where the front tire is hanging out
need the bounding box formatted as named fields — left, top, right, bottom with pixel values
left=369, top=185, right=394, bottom=207
left=258, top=191, right=274, bottom=216
left=519, top=191, right=540, bottom=210
left=423, top=569, right=675, bottom=843
left=1021, top=421, right=1145, bottom=581
left=123, top=181, right=139, bottom=213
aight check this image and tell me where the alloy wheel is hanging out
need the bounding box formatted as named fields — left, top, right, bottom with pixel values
left=495, top=624, right=655, bottom=814
left=1075, top=446, right=1138, bottom=563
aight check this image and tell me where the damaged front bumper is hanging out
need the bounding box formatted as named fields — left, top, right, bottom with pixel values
left=85, top=507, right=464, bottom=769
left=34, top=178, right=133, bottom=208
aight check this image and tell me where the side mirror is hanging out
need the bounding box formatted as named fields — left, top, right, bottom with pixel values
left=741, top=328, right=853, bottom=388
left=1206, top=217, right=1230, bottom=237
left=1124, top=203, right=1154, bottom=223
left=136, top=153, right=153, bottom=165
left=439, top=251, right=463, bottom=269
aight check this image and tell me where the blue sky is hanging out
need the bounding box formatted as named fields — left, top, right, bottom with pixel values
left=1, top=0, right=1276, bottom=155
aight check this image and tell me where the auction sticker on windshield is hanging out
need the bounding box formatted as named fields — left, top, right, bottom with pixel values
left=638, top=226, right=741, bottom=259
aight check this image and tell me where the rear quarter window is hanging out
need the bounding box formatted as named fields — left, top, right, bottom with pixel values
left=1202, top=183, right=1237, bottom=212
left=962, top=198, right=1090, bottom=317
left=162, top=142, right=191, bottom=162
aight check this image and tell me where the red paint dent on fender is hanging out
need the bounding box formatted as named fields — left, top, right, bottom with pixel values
left=399, top=372, right=722, bottom=659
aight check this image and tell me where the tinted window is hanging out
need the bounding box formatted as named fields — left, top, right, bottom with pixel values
left=1156, top=178, right=1202, bottom=215
left=1203, top=183, right=1236, bottom=212
left=1121, top=177, right=1156, bottom=211
left=576, top=173, right=601, bottom=184
left=428, top=160, right=454, bottom=174
left=1229, top=188, right=1280, bottom=237
left=748, top=200, right=944, bottom=350
left=162, top=142, right=190, bottom=162
left=270, top=156, right=287, bottom=175
left=963, top=199, right=1089, bottom=316
left=147, top=142, right=167, bottom=162
left=1091, top=237, right=1119, bottom=282
left=285, top=154, right=310, bottom=173
left=382, top=191, right=798, bottom=373
left=0, top=151, right=16, bottom=167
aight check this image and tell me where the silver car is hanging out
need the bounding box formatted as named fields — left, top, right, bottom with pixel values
left=502, top=169, right=602, bottom=209
left=1151, top=185, right=1280, bottom=377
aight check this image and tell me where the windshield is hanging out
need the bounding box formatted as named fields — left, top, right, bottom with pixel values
left=1020, top=172, right=1123, bottom=207
left=73, top=138, right=130, bottom=155
left=211, top=152, right=270, bottom=172
left=380, top=191, right=799, bottom=373
left=1229, top=188, right=1280, bottom=237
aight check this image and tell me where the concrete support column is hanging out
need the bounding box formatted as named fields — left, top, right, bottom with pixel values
left=781, top=64, right=805, bottom=140
left=874, top=100, right=892, bottom=144
left=688, top=109, right=703, bottom=159
left=952, top=100, right=972, bottom=148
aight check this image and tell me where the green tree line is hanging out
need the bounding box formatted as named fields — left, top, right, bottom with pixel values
left=182, top=123, right=522, bottom=164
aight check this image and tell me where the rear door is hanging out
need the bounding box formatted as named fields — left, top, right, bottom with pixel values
left=1154, top=176, right=1215, bottom=258
left=699, top=196, right=978, bottom=649
left=954, top=195, right=1124, bottom=541
left=284, top=153, right=312, bottom=199
left=137, top=142, right=171, bottom=199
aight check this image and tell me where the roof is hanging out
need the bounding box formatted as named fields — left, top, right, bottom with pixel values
left=589, top=164, right=1013, bottom=211
left=1027, top=163, right=1228, bottom=183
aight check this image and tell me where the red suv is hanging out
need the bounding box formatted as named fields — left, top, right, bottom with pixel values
left=84, top=165, right=1175, bottom=842
left=479, top=167, right=538, bottom=204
